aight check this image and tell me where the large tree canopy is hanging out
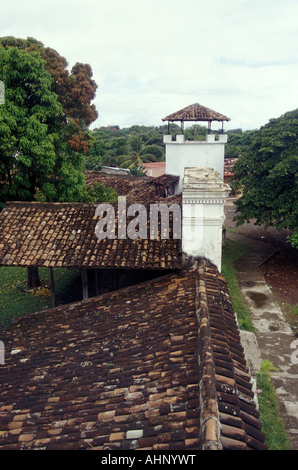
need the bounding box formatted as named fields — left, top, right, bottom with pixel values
left=0, top=36, right=98, bottom=128
left=0, top=36, right=98, bottom=203
left=231, top=109, right=298, bottom=247
left=0, top=46, right=64, bottom=201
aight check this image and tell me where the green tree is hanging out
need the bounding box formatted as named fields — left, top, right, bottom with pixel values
left=0, top=47, right=64, bottom=201
left=231, top=109, right=298, bottom=247
left=0, top=37, right=98, bottom=148
left=86, top=124, right=168, bottom=169
left=225, top=129, right=256, bottom=159
left=144, top=144, right=164, bottom=161
left=184, top=124, right=207, bottom=141
left=81, top=182, right=118, bottom=203
left=0, top=38, right=99, bottom=203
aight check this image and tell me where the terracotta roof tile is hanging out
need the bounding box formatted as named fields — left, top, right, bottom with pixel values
left=162, top=103, right=230, bottom=123
left=0, top=262, right=267, bottom=450
left=197, top=260, right=267, bottom=450
left=0, top=270, right=199, bottom=450
left=84, top=171, right=179, bottom=203
left=0, top=201, right=182, bottom=270
left=224, top=158, right=238, bottom=175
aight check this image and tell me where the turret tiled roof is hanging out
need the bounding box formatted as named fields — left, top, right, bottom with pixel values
left=162, top=103, right=230, bottom=123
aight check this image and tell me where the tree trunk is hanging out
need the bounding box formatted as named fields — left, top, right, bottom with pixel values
left=27, top=266, right=41, bottom=288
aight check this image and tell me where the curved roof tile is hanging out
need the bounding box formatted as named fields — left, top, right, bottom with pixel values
left=162, top=103, right=230, bottom=123
left=0, top=261, right=267, bottom=450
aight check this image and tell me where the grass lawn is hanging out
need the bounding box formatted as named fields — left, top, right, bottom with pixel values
left=0, top=266, right=81, bottom=327
left=257, top=361, right=292, bottom=450
left=221, top=238, right=256, bottom=331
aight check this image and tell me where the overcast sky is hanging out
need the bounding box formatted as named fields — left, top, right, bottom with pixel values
left=1, top=0, right=297, bottom=131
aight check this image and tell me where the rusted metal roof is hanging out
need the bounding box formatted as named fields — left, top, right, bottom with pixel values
left=162, top=103, right=230, bottom=123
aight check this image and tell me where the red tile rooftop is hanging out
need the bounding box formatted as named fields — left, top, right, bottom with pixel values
left=0, top=200, right=182, bottom=270
left=0, top=260, right=267, bottom=450
left=84, top=171, right=178, bottom=203
left=0, top=167, right=267, bottom=451
left=162, top=103, right=231, bottom=123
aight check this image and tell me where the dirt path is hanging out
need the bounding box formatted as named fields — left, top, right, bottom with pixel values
left=224, top=199, right=298, bottom=449
left=224, top=200, right=298, bottom=332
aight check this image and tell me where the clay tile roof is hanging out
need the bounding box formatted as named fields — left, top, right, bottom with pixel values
left=224, top=158, right=238, bottom=174
left=0, top=201, right=182, bottom=270
left=197, top=260, right=267, bottom=450
left=0, top=260, right=267, bottom=450
left=84, top=171, right=148, bottom=198
left=162, top=103, right=231, bottom=123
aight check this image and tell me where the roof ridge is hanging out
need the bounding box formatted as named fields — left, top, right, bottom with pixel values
left=196, top=259, right=268, bottom=450
left=162, top=103, right=230, bottom=123
left=196, top=259, right=222, bottom=450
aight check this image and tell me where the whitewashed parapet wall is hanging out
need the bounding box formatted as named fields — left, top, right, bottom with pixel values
left=182, top=167, right=231, bottom=271
left=164, top=133, right=228, bottom=193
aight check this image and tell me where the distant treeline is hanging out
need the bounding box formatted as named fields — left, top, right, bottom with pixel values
left=85, top=124, right=255, bottom=172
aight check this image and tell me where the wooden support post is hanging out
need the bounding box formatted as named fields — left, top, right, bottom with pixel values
left=49, top=267, right=56, bottom=308
left=82, top=267, right=88, bottom=300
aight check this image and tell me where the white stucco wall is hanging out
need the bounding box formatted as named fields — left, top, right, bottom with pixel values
left=182, top=167, right=231, bottom=271
left=164, top=134, right=227, bottom=192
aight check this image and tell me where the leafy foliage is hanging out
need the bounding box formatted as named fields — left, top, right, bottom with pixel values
left=0, top=266, right=81, bottom=327
left=81, top=182, right=118, bottom=203
left=0, top=36, right=98, bottom=203
left=225, top=128, right=256, bottom=158
left=0, top=47, right=63, bottom=201
left=116, top=135, right=158, bottom=170
left=184, top=123, right=207, bottom=141
left=231, top=109, right=298, bottom=247
left=84, top=123, right=188, bottom=171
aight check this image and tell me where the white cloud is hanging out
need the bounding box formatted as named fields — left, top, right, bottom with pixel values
left=1, top=0, right=297, bottom=130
